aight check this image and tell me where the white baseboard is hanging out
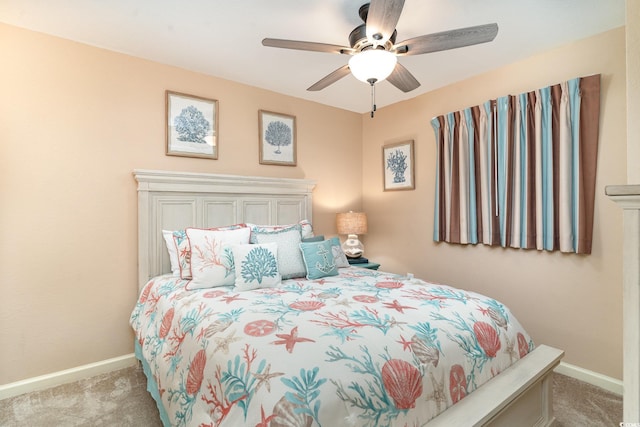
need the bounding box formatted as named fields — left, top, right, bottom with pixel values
left=554, top=361, right=623, bottom=395
left=0, top=353, right=137, bottom=401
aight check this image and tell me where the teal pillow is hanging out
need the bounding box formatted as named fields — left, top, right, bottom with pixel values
left=302, top=235, right=324, bottom=242
left=299, top=239, right=339, bottom=280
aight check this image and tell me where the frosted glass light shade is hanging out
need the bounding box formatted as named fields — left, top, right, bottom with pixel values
left=348, top=50, right=397, bottom=83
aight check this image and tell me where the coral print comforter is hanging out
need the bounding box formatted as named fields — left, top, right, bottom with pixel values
left=130, top=267, right=533, bottom=427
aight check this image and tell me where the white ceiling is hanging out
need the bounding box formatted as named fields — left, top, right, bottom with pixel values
left=0, top=0, right=625, bottom=113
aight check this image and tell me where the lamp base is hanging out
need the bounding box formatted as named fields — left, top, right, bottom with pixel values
left=342, top=234, right=364, bottom=258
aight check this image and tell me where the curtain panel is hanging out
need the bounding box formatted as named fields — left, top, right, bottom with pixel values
left=431, top=74, right=600, bottom=254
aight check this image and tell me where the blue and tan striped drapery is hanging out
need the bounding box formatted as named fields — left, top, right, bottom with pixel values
left=431, top=74, right=600, bottom=254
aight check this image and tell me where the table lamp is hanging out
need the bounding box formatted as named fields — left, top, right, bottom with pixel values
left=336, top=211, right=368, bottom=258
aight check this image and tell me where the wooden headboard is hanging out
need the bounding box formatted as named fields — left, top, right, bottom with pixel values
left=133, top=169, right=316, bottom=293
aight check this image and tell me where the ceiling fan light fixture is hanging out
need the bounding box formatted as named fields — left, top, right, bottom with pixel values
left=348, top=49, right=397, bottom=84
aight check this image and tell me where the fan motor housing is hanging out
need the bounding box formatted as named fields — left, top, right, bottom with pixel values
left=349, top=24, right=396, bottom=51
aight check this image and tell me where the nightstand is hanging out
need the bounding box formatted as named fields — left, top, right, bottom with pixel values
left=348, top=260, right=380, bottom=270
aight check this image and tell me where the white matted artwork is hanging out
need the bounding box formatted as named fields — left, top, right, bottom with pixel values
left=383, top=140, right=415, bottom=191
left=259, top=110, right=296, bottom=166
left=166, top=91, right=218, bottom=159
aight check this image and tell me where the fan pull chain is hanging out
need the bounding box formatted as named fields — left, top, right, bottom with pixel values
left=369, top=79, right=377, bottom=118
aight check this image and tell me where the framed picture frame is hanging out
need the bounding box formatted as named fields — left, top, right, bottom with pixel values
left=166, top=90, right=218, bottom=159
left=383, top=140, right=415, bottom=191
left=259, top=110, right=297, bottom=166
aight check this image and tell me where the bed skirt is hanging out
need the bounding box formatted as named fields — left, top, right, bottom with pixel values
left=135, top=340, right=171, bottom=427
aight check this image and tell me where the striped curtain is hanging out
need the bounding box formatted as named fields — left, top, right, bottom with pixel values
left=431, top=74, right=600, bottom=254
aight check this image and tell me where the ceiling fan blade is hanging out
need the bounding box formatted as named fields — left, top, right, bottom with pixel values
left=394, top=23, right=499, bottom=56
left=307, top=65, right=352, bottom=91
left=262, top=38, right=354, bottom=55
left=366, top=0, right=405, bottom=45
left=386, top=62, right=420, bottom=93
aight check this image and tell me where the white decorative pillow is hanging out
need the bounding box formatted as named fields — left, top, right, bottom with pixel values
left=174, top=224, right=246, bottom=280
left=328, top=237, right=350, bottom=268
left=247, top=220, right=314, bottom=242
left=186, top=227, right=251, bottom=290
left=253, top=228, right=306, bottom=279
left=298, top=219, right=314, bottom=239
left=162, top=230, right=180, bottom=276
left=232, top=243, right=281, bottom=291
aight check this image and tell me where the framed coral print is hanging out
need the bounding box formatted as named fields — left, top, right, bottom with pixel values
left=166, top=91, right=218, bottom=159
left=383, top=140, right=415, bottom=191
left=259, top=110, right=297, bottom=166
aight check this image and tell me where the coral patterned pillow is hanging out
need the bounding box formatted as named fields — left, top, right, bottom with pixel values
left=232, top=243, right=281, bottom=291
left=185, top=227, right=251, bottom=290
left=173, top=224, right=246, bottom=280
left=172, top=230, right=192, bottom=279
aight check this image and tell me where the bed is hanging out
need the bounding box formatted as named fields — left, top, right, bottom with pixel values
left=131, top=169, right=564, bottom=427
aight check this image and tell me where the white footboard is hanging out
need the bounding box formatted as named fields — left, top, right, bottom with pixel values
left=427, top=345, right=564, bottom=426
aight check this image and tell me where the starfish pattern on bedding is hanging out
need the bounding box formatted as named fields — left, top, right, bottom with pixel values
left=252, top=364, right=284, bottom=392
left=397, top=334, right=414, bottom=351
left=383, top=299, right=416, bottom=313
left=213, top=329, right=241, bottom=354
left=504, top=335, right=518, bottom=363
left=477, top=306, right=490, bottom=316
left=425, top=371, right=447, bottom=413
left=333, top=298, right=353, bottom=307
left=255, top=405, right=276, bottom=427
left=272, top=326, right=315, bottom=353
left=221, top=294, right=247, bottom=304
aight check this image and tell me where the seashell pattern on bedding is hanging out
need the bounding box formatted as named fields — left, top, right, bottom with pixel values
left=131, top=267, right=534, bottom=427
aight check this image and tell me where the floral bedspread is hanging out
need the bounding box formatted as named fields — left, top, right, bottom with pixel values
left=130, top=267, right=533, bottom=427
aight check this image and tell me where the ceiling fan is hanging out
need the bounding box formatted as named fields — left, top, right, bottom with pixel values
left=262, top=0, right=498, bottom=116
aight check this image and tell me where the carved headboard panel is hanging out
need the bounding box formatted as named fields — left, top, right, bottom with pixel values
left=133, top=170, right=316, bottom=293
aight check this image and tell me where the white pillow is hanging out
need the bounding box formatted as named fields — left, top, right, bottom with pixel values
left=299, top=219, right=314, bottom=239
left=173, top=224, right=247, bottom=280
left=186, top=227, right=251, bottom=290
left=162, top=230, right=180, bottom=276
left=247, top=220, right=314, bottom=241
left=328, top=237, right=350, bottom=268
left=253, top=228, right=306, bottom=279
left=232, top=243, right=281, bottom=291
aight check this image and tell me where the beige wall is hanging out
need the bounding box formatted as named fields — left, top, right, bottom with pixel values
left=0, top=22, right=627, bottom=385
left=0, top=23, right=362, bottom=384
left=362, top=28, right=627, bottom=379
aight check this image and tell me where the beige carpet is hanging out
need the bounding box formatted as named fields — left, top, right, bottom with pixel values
left=552, top=373, right=623, bottom=427
left=0, top=365, right=622, bottom=426
left=0, top=365, right=161, bottom=427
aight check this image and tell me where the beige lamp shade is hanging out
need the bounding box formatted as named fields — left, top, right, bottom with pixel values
left=336, top=211, right=368, bottom=235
